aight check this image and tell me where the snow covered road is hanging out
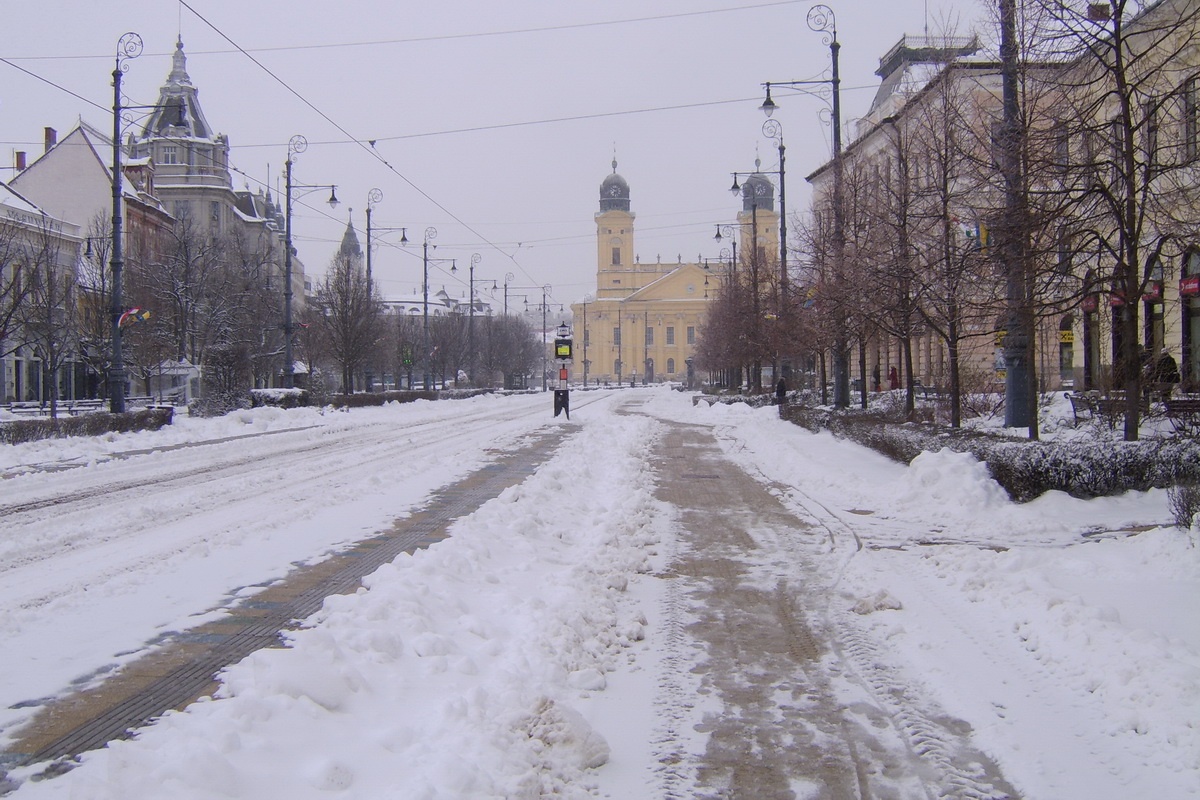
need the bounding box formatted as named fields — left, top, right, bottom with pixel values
left=0, top=393, right=559, bottom=742
left=1, top=388, right=1196, bottom=799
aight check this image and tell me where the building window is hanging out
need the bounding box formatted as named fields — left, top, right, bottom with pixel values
left=612, top=247, right=621, bottom=266
left=666, top=326, right=675, bottom=345
left=687, top=326, right=695, bottom=345
left=161, top=145, right=178, bottom=165
left=667, top=358, right=675, bottom=374
left=1052, top=120, right=1070, bottom=172
left=645, top=326, right=654, bottom=346
left=1056, top=229, right=1073, bottom=277
left=613, top=326, right=621, bottom=346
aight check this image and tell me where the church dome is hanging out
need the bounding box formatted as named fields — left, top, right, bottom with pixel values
left=599, top=159, right=630, bottom=212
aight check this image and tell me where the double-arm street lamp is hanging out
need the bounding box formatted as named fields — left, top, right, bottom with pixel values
left=283, top=134, right=338, bottom=389
left=760, top=3, right=847, bottom=406
left=502, top=272, right=515, bottom=316
left=364, top=188, right=413, bottom=391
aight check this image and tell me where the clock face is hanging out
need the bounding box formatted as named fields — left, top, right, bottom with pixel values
left=608, top=185, right=623, bottom=197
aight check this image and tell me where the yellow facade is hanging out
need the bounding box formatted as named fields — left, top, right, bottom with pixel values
left=571, top=163, right=777, bottom=386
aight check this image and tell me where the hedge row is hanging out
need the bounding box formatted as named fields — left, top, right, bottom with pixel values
left=0, top=407, right=174, bottom=445
left=781, top=404, right=1200, bottom=502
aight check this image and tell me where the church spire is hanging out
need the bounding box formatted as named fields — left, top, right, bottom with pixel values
left=169, top=35, right=192, bottom=87
left=338, top=213, right=363, bottom=260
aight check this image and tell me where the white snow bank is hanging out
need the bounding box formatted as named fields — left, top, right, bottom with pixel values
left=12, top=408, right=670, bottom=799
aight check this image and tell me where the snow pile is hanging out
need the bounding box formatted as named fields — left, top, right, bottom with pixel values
left=13, top=410, right=669, bottom=799
left=891, top=447, right=1010, bottom=512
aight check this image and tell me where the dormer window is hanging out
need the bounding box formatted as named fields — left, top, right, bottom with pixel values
left=161, top=145, right=178, bottom=165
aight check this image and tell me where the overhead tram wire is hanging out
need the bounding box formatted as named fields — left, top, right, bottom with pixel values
left=0, top=58, right=109, bottom=115
left=3, top=1, right=806, bottom=63
left=177, top=0, right=543, bottom=289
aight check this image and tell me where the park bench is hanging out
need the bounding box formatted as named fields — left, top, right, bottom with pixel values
left=913, top=382, right=947, bottom=402
left=1065, top=391, right=1131, bottom=428
left=1164, top=397, right=1200, bottom=435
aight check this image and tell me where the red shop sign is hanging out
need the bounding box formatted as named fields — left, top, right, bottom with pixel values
left=1181, top=275, right=1200, bottom=297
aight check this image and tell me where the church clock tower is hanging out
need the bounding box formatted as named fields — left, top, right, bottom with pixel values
left=595, top=159, right=634, bottom=298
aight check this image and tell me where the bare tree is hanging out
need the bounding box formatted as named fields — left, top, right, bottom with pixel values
left=0, top=218, right=36, bottom=370
left=16, top=215, right=80, bottom=417
left=75, top=213, right=114, bottom=400
left=1021, top=0, right=1200, bottom=439
left=312, top=248, right=385, bottom=394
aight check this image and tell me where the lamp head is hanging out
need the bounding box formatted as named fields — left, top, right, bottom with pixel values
left=760, top=86, right=777, bottom=118
left=400, top=227, right=409, bottom=245
left=729, top=177, right=741, bottom=196
left=327, top=187, right=339, bottom=209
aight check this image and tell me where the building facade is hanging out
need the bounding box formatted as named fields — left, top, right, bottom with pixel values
left=805, top=2, right=1200, bottom=402
left=571, top=161, right=777, bottom=386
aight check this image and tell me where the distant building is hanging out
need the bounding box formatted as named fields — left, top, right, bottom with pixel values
left=127, top=37, right=292, bottom=303
left=0, top=182, right=83, bottom=402
left=570, top=159, right=777, bottom=386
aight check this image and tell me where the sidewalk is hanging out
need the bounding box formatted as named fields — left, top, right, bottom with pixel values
left=647, top=419, right=1016, bottom=800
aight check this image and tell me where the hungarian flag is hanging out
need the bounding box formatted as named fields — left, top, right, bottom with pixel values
left=119, top=308, right=151, bottom=327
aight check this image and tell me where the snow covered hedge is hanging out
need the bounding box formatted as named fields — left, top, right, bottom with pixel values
left=783, top=405, right=1200, bottom=502
left=0, top=407, right=174, bottom=445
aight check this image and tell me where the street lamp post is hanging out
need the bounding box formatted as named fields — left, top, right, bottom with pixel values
left=451, top=253, right=482, bottom=384
left=365, top=190, right=410, bottom=390
left=503, top=272, right=515, bottom=315
left=283, top=134, right=338, bottom=390
left=421, top=227, right=437, bottom=390
left=760, top=3, right=847, bottom=406
left=364, top=188, right=382, bottom=391
left=726, top=171, right=771, bottom=392
left=108, top=32, right=142, bottom=414
left=365, top=187, right=383, bottom=293
left=761, top=119, right=787, bottom=311
left=713, top=225, right=739, bottom=278
left=541, top=285, right=551, bottom=391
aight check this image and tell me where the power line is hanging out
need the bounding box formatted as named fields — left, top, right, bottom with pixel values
left=0, top=57, right=108, bottom=114
left=178, top=0, right=543, bottom=288
left=2, top=2, right=803, bottom=62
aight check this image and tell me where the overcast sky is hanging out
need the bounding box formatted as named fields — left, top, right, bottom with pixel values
left=2, top=0, right=987, bottom=311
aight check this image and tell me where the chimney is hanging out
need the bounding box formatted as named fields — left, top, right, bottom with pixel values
left=15, top=151, right=26, bottom=172
left=44, top=127, right=57, bottom=153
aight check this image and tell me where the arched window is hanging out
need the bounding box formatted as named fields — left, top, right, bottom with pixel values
left=667, top=358, right=676, bottom=374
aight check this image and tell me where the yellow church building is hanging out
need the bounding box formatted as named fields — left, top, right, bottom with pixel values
left=570, top=160, right=779, bottom=387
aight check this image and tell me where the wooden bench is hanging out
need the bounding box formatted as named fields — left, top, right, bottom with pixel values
left=1164, top=397, right=1200, bottom=435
